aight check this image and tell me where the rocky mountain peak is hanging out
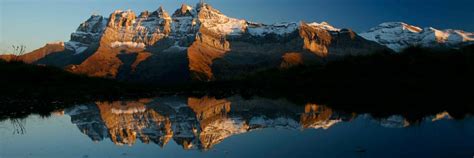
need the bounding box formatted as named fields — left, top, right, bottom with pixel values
left=138, top=11, right=150, bottom=18
left=156, top=6, right=171, bottom=18
left=195, top=3, right=247, bottom=36
left=108, top=10, right=137, bottom=29
left=157, top=6, right=166, bottom=13
left=77, top=15, right=107, bottom=33
left=70, top=14, right=108, bottom=45
left=305, top=21, right=341, bottom=32
left=173, top=4, right=195, bottom=17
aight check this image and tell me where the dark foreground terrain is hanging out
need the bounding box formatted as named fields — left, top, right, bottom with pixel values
left=0, top=60, right=155, bottom=119
left=1, top=45, right=474, bottom=121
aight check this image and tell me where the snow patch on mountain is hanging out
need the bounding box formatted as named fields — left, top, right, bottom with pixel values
left=196, top=3, right=248, bottom=36
left=111, top=106, right=147, bottom=114
left=45, top=41, right=65, bottom=47
left=247, top=22, right=298, bottom=36
left=304, top=119, right=342, bottom=130
left=203, top=18, right=247, bottom=36
left=248, top=116, right=300, bottom=129
left=65, top=41, right=88, bottom=55
left=110, top=41, right=146, bottom=49
left=378, top=115, right=410, bottom=128
left=307, top=22, right=341, bottom=32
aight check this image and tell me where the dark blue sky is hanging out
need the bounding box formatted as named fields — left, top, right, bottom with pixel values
left=1, top=0, right=473, bottom=53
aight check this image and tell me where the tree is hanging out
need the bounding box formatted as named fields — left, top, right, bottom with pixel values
left=11, top=44, right=26, bottom=61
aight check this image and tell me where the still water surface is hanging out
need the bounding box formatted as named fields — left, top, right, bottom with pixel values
left=1, top=96, right=473, bottom=158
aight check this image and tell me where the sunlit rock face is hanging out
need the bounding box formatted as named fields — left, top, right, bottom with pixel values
left=280, top=52, right=305, bottom=69
left=431, top=111, right=452, bottom=122
left=299, top=22, right=332, bottom=57
left=188, top=96, right=231, bottom=125
left=187, top=27, right=230, bottom=80
left=65, top=96, right=356, bottom=150
left=102, top=8, right=171, bottom=47
left=69, top=7, right=171, bottom=78
left=15, top=2, right=387, bottom=82
left=187, top=96, right=249, bottom=150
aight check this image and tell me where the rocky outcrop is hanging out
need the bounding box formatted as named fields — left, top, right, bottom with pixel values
left=299, top=22, right=333, bottom=57
left=188, top=26, right=230, bottom=80
left=71, top=15, right=107, bottom=45
left=280, top=52, right=304, bottom=68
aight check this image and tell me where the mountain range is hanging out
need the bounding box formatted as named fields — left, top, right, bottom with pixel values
left=1, top=2, right=473, bottom=83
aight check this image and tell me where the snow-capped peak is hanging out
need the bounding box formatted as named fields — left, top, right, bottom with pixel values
left=306, top=21, right=341, bottom=32
left=360, top=22, right=474, bottom=51
left=196, top=3, right=247, bottom=36
left=377, top=22, right=422, bottom=33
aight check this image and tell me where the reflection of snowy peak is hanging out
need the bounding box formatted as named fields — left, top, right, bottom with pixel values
left=64, top=96, right=454, bottom=150
left=360, top=22, right=474, bottom=51
left=65, top=96, right=349, bottom=150
left=66, top=104, right=109, bottom=142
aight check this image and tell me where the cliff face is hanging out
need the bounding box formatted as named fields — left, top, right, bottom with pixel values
left=299, top=22, right=332, bottom=57
left=188, top=26, right=230, bottom=80
left=15, top=2, right=388, bottom=82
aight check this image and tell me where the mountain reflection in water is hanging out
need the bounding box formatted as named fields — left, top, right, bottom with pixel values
left=57, top=96, right=453, bottom=150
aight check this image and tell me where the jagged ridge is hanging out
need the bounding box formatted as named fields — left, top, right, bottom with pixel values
left=6, top=2, right=386, bottom=82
